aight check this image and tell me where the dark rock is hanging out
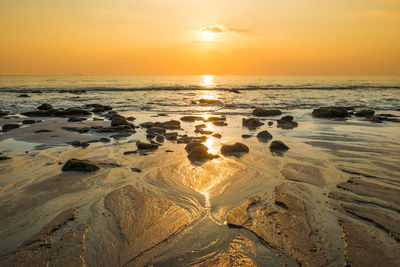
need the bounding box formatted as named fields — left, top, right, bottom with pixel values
left=22, top=120, right=37, bottom=124
left=0, top=156, right=12, bottom=161
left=269, top=140, right=289, bottom=152
left=177, top=135, right=208, bottom=144
left=165, top=150, right=174, bottom=152
left=203, top=116, right=226, bottom=122
left=37, top=103, right=54, bottom=111
left=185, top=143, right=219, bottom=162
left=164, top=132, right=178, bottom=141
left=0, top=111, right=9, bottom=116
left=62, top=126, right=90, bottom=133
left=228, top=89, right=240, bottom=94
left=136, top=141, right=158, bottom=150
left=21, top=110, right=47, bottom=117
left=242, top=118, right=264, bottom=129
left=268, top=121, right=273, bottom=126
left=160, top=120, right=180, bottom=130
left=212, top=121, right=228, bottom=126
left=196, top=129, right=213, bottom=135
left=180, top=116, right=203, bottom=122
left=2, top=124, right=19, bottom=131
left=62, top=158, right=100, bottom=172
left=221, top=143, right=249, bottom=156
left=155, top=135, right=165, bottom=143
left=256, top=130, right=273, bottom=142
left=34, top=129, right=52, bottom=133
left=312, top=106, right=348, bottom=118
left=252, top=108, right=282, bottom=117
left=139, top=122, right=155, bottom=128
left=110, top=133, right=132, bottom=139
left=126, top=117, right=136, bottom=121
left=68, top=117, right=86, bottom=122
left=146, top=134, right=155, bottom=140
left=111, top=115, right=131, bottom=127
left=92, top=105, right=112, bottom=113
left=131, top=168, right=142, bottom=173
left=366, top=115, right=383, bottom=123
left=69, top=141, right=90, bottom=148
left=355, top=109, right=374, bottom=117
left=146, top=127, right=166, bottom=136
left=212, top=133, right=222, bottom=138
left=18, top=94, right=30, bottom=98
left=124, top=151, right=137, bottom=155
left=242, top=134, right=253, bottom=139
left=277, top=116, right=298, bottom=129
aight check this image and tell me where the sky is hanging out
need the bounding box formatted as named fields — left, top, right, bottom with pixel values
left=0, top=0, right=399, bottom=75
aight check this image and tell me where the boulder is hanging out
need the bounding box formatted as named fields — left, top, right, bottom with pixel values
left=2, top=124, right=19, bottom=131
left=136, top=141, right=158, bottom=150
left=37, top=103, right=54, bottom=111
left=62, top=158, right=100, bottom=172
left=312, top=106, right=348, bottom=118
left=155, top=135, right=165, bottom=143
left=252, top=108, right=282, bottom=117
left=111, top=115, right=130, bottom=127
left=256, top=130, right=273, bottom=142
left=355, top=109, right=375, bottom=117
left=242, top=118, right=264, bottom=129
left=269, top=140, right=289, bottom=152
left=221, top=143, right=249, bottom=156
left=160, top=120, right=181, bottom=130
left=185, top=143, right=219, bottom=162
left=277, top=116, right=298, bottom=129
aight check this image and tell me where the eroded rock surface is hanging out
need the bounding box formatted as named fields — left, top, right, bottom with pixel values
left=104, top=186, right=192, bottom=265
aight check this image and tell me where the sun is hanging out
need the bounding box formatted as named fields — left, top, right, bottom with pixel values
left=202, top=31, right=214, bottom=41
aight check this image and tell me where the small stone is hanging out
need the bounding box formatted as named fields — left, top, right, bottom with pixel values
left=0, top=156, right=12, bottom=161
left=355, top=109, right=375, bottom=117
left=221, top=143, right=249, bottom=156
left=252, top=108, right=282, bottom=117
left=34, top=129, right=52, bottom=133
left=131, top=168, right=142, bottom=173
left=37, top=103, right=54, bottom=110
left=242, top=118, right=264, bottom=129
left=136, top=141, right=158, bottom=150
left=156, top=135, right=165, bottom=143
left=312, top=106, right=348, bottom=118
left=2, top=124, right=20, bottom=131
left=256, top=130, right=273, bottom=142
left=242, top=134, right=253, bottom=139
left=212, top=133, right=222, bottom=138
left=22, top=120, right=37, bottom=124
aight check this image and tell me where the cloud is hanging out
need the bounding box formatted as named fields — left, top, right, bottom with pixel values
left=199, top=24, right=247, bottom=34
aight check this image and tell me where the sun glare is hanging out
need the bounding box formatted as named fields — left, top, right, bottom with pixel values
left=200, top=75, right=215, bottom=87
left=202, top=31, right=214, bottom=41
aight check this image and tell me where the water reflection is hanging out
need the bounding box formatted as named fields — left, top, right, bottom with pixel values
left=200, top=75, right=215, bottom=88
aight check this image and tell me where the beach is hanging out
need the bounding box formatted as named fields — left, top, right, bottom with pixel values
left=0, top=76, right=399, bottom=266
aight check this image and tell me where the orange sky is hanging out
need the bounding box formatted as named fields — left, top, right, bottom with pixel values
left=0, top=0, right=399, bottom=75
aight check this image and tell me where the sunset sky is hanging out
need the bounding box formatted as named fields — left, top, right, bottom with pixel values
left=0, top=0, right=399, bottom=75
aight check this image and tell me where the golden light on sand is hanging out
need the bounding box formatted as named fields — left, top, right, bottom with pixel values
left=200, top=75, right=215, bottom=87
left=204, top=136, right=218, bottom=154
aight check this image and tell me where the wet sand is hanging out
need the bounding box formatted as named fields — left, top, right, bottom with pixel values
left=0, top=102, right=400, bottom=266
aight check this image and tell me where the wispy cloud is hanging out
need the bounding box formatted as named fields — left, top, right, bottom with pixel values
left=199, top=24, right=248, bottom=34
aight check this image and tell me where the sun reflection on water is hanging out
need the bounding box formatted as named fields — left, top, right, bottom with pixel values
left=200, top=75, right=215, bottom=88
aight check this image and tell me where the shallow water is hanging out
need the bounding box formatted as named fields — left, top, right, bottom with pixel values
left=0, top=76, right=399, bottom=266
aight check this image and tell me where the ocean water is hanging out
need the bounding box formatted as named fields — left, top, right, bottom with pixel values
left=0, top=75, right=399, bottom=114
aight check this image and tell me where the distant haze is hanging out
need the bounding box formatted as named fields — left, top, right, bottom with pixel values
left=0, top=0, right=399, bottom=75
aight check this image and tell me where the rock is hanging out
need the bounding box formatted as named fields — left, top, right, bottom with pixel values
left=366, top=115, right=383, bottom=123
left=69, top=141, right=90, bottom=148
left=56, top=107, right=91, bottom=116
left=312, top=106, right=348, bottom=118
left=62, top=126, right=90, bottom=133
left=21, top=110, right=47, bottom=117
left=221, top=143, right=249, bottom=156
left=177, top=135, right=208, bottom=144
left=256, top=130, right=273, bottom=142
left=185, top=143, right=219, bottom=162
left=0, top=156, right=12, bottom=161
left=126, top=117, right=136, bottom=121
left=164, top=132, right=178, bottom=141
left=62, top=158, right=100, bottom=172
left=139, top=122, right=155, bottom=128
left=212, top=133, right=222, bottom=138
left=268, top=121, right=273, bottom=126
left=212, top=121, right=228, bottom=126
left=104, top=186, right=192, bottom=265
left=110, top=133, right=132, bottom=139
left=196, top=129, right=213, bottom=135
left=85, top=104, right=112, bottom=113
left=355, top=109, right=374, bottom=117
left=160, top=120, right=181, bottom=129
left=242, top=134, right=253, bottom=139
left=22, top=120, right=37, bottom=124
left=136, top=141, right=158, bottom=150
left=0, top=111, right=9, bottom=116
left=180, top=116, right=203, bottom=122
left=124, top=151, right=137, bottom=155
left=2, top=124, right=19, bottom=131
left=37, top=103, right=54, bottom=110
left=146, top=127, right=166, bottom=136
left=242, top=118, right=264, bottom=129
left=111, top=115, right=131, bottom=127
left=203, top=116, right=226, bottom=122
left=269, top=140, right=289, bottom=152
left=155, top=135, right=165, bottom=143
left=131, top=168, right=142, bottom=173
left=252, top=108, right=282, bottom=117
left=18, top=94, right=30, bottom=98
left=277, top=115, right=298, bottom=129
left=228, top=89, right=240, bottom=94
left=227, top=196, right=260, bottom=226
left=34, top=129, right=52, bottom=133
left=68, top=117, right=86, bottom=122
left=198, top=99, right=222, bottom=105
